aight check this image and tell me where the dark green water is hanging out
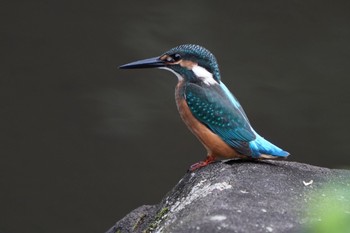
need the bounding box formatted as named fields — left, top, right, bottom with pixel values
left=1, top=1, right=349, bottom=232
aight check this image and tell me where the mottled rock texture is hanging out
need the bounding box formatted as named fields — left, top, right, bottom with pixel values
left=105, top=160, right=350, bottom=233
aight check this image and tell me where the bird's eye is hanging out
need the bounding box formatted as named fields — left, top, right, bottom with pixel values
left=165, top=54, right=182, bottom=63
left=172, top=53, right=182, bottom=61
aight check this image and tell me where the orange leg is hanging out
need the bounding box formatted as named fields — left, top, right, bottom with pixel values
left=189, top=155, right=216, bottom=172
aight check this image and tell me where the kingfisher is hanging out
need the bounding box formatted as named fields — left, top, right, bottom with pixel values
left=119, top=44, right=289, bottom=171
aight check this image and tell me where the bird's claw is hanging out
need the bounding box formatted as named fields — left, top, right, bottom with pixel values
left=189, top=156, right=215, bottom=172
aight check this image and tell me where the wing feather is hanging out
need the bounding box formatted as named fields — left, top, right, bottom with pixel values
left=184, top=83, right=256, bottom=155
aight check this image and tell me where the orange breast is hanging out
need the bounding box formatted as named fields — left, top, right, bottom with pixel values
left=175, top=81, right=246, bottom=160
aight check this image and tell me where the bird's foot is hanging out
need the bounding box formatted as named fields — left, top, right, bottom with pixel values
left=189, top=156, right=215, bottom=172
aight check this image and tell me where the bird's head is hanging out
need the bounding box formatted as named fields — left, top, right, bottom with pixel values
left=119, top=44, right=221, bottom=84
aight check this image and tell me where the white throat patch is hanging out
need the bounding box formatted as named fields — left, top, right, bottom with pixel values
left=159, top=65, right=217, bottom=85
left=192, top=65, right=217, bottom=86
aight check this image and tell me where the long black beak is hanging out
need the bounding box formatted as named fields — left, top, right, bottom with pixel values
left=119, top=56, right=165, bottom=69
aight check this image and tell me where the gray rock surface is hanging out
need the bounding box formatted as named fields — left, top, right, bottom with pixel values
left=106, top=160, right=350, bottom=233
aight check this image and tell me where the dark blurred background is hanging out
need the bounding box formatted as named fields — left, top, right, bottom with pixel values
left=1, top=1, right=350, bottom=232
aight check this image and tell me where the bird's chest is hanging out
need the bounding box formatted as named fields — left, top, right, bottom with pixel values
left=175, top=81, right=196, bottom=129
left=175, top=81, right=240, bottom=158
left=175, top=81, right=213, bottom=133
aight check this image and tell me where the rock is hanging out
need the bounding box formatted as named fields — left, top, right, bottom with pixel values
left=106, top=160, right=350, bottom=233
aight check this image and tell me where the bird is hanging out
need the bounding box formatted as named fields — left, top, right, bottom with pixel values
left=119, top=44, right=289, bottom=171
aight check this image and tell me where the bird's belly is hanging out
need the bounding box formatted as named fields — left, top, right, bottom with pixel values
left=175, top=83, right=244, bottom=159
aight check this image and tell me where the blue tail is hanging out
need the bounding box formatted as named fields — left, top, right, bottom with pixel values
left=249, top=133, right=289, bottom=158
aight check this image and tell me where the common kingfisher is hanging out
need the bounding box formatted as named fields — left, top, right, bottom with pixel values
left=119, top=44, right=289, bottom=171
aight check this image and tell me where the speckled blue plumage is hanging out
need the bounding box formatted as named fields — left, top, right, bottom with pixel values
left=184, top=81, right=289, bottom=157
left=165, top=44, right=289, bottom=158
left=218, top=82, right=289, bottom=157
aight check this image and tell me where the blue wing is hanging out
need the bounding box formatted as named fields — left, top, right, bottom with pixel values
left=184, top=82, right=256, bottom=156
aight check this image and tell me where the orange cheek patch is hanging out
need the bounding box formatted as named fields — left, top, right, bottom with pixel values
left=179, top=60, right=197, bottom=69
left=159, top=56, right=197, bottom=69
